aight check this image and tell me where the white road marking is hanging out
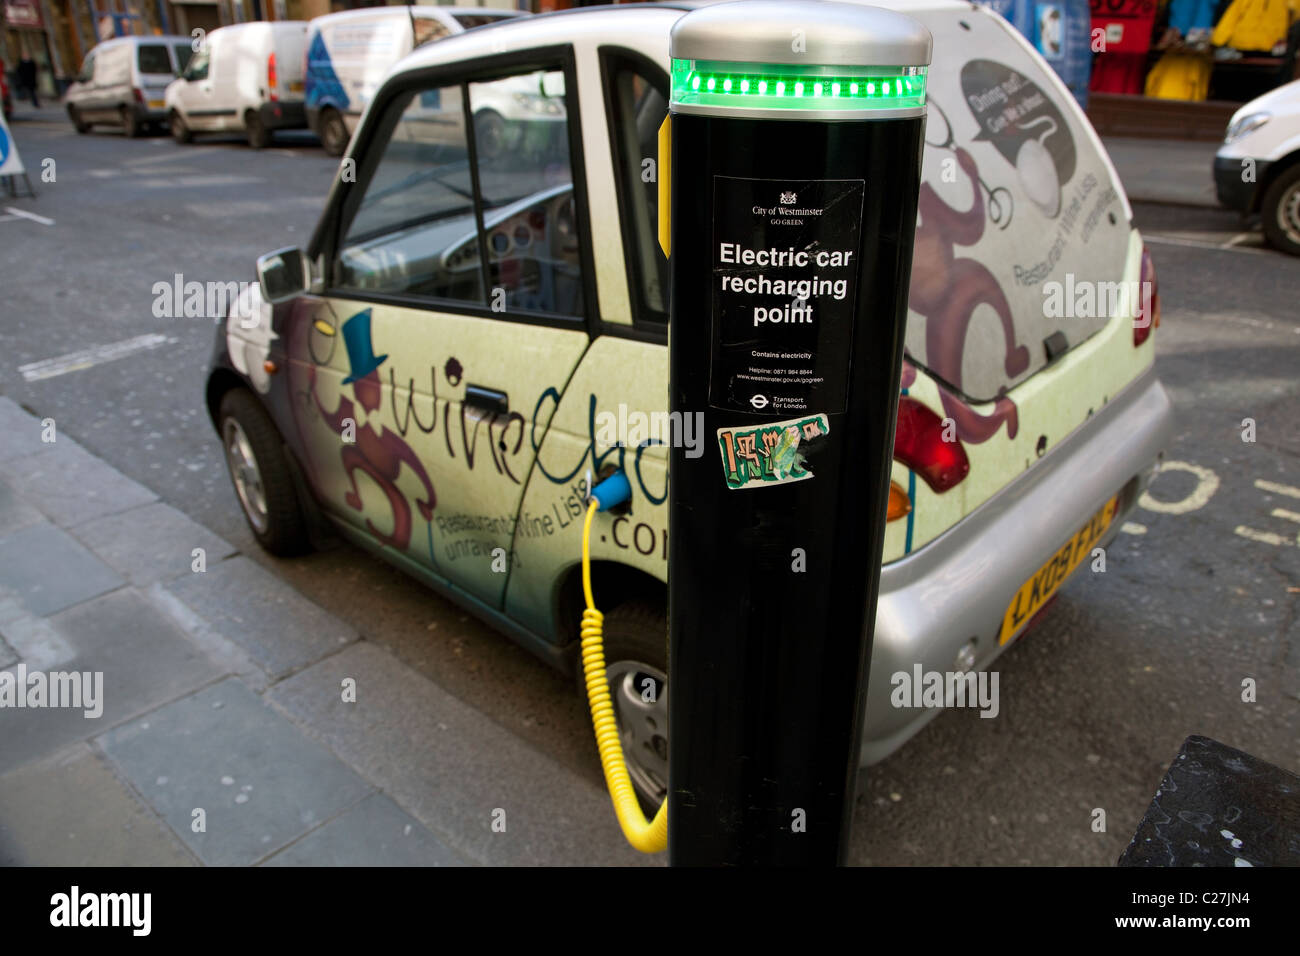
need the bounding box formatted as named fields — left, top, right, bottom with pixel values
left=3, top=206, right=54, bottom=225
left=1143, top=234, right=1274, bottom=257
left=1121, top=522, right=1147, bottom=535
left=1139, top=460, right=1220, bottom=514
left=18, top=333, right=175, bottom=382
left=1234, top=525, right=1294, bottom=547
left=1222, top=232, right=1258, bottom=248
left=1273, top=508, right=1300, bottom=525
left=1255, top=478, right=1300, bottom=500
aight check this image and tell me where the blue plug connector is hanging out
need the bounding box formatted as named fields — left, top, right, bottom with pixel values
left=590, top=470, right=632, bottom=512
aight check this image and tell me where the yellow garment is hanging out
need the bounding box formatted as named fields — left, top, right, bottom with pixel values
left=1144, top=53, right=1213, bottom=100
left=1211, top=0, right=1291, bottom=51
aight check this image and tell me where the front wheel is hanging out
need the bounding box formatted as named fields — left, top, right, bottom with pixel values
left=1260, top=164, right=1300, bottom=257
left=218, top=389, right=310, bottom=556
left=120, top=105, right=142, bottom=138
left=319, top=107, right=349, bottom=157
left=577, top=601, right=668, bottom=813
left=170, top=110, right=192, bottom=144
left=245, top=110, right=271, bottom=149
left=68, top=106, right=90, bottom=133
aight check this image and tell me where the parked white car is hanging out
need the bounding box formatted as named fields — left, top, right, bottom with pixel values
left=165, top=21, right=309, bottom=149
left=65, top=35, right=194, bottom=137
left=1215, top=78, right=1300, bottom=256
left=305, top=5, right=523, bottom=155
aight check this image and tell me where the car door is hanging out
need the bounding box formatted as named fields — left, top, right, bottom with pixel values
left=286, top=50, right=594, bottom=608
left=176, top=43, right=214, bottom=127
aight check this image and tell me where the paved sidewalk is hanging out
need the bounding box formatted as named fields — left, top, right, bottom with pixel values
left=1101, top=136, right=1223, bottom=208
left=0, top=396, right=648, bottom=866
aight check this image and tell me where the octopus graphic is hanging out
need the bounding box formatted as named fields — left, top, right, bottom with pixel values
left=306, top=308, right=436, bottom=551
left=909, top=104, right=1028, bottom=443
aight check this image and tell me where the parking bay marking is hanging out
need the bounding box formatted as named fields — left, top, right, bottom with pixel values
left=18, top=333, right=175, bottom=383
left=2, top=206, right=54, bottom=226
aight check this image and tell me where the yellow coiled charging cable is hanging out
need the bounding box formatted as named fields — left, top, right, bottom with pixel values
left=580, top=496, right=669, bottom=853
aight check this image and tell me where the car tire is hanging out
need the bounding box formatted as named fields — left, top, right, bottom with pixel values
left=473, top=109, right=506, bottom=162
left=218, top=389, right=311, bottom=556
left=319, top=107, right=348, bottom=158
left=1260, top=164, right=1300, bottom=257
left=121, top=105, right=141, bottom=138
left=246, top=110, right=271, bottom=149
left=170, top=110, right=192, bottom=144
left=575, top=600, right=669, bottom=814
left=68, top=106, right=90, bottom=133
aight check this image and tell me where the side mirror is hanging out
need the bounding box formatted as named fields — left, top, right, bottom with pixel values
left=256, top=246, right=310, bottom=304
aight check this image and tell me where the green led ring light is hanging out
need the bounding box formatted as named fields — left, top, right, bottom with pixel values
left=671, top=59, right=926, bottom=112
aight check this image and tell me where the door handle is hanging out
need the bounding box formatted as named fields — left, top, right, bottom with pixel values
left=464, top=384, right=509, bottom=415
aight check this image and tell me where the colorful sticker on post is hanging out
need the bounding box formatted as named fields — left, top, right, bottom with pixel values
left=717, top=414, right=830, bottom=491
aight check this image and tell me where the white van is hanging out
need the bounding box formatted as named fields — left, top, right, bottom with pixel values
left=305, top=5, right=522, bottom=155
left=65, top=35, right=194, bottom=137
left=1215, top=78, right=1300, bottom=257
left=165, top=21, right=309, bottom=149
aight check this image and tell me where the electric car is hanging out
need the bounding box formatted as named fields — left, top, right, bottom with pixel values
left=206, top=1, right=1175, bottom=808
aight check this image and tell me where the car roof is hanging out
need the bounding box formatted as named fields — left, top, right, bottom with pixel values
left=309, top=6, right=519, bottom=26
left=396, top=0, right=974, bottom=74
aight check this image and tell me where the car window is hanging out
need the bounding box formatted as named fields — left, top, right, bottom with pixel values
left=77, top=52, right=94, bottom=83
left=451, top=13, right=516, bottom=29
left=603, top=53, right=669, bottom=325
left=173, top=43, right=194, bottom=73
left=184, top=48, right=209, bottom=81
left=412, top=16, right=452, bottom=49
left=468, top=68, right=584, bottom=317
left=137, top=44, right=172, bottom=75
left=334, top=83, right=485, bottom=304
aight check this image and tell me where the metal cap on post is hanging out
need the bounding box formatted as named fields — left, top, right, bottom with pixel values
left=666, top=0, right=932, bottom=866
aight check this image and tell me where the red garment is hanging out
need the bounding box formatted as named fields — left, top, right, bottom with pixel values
left=1089, top=52, right=1148, bottom=93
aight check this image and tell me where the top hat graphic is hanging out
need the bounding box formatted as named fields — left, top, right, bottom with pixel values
left=340, top=309, right=388, bottom=384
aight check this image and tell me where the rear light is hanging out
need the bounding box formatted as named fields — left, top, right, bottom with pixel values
left=893, top=395, right=971, bottom=493
left=887, top=480, right=911, bottom=521
left=133, top=87, right=144, bottom=103
left=1134, top=243, right=1159, bottom=347
left=268, top=52, right=278, bottom=102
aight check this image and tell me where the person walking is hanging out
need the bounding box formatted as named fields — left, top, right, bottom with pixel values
left=17, top=53, right=38, bottom=108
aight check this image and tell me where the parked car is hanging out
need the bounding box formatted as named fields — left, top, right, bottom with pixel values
left=207, top=0, right=1174, bottom=806
left=166, top=21, right=308, bottom=149
left=1215, top=78, right=1300, bottom=257
left=64, top=35, right=194, bottom=136
left=1, top=60, right=12, bottom=121
left=306, top=5, right=523, bottom=156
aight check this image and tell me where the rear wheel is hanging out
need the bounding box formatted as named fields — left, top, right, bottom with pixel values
left=1260, top=164, right=1300, bottom=257
left=576, top=601, right=668, bottom=814
left=319, top=107, right=348, bottom=157
left=170, top=110, right=192, bottom=144
left=245, top=110, right=271, bottom=149
left=218, top=389, right=310, bottom=556
left=68, top=106, right=90, bottom=133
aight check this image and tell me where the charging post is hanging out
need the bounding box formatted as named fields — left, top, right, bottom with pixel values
left=666, top=0, right=932, bottom=865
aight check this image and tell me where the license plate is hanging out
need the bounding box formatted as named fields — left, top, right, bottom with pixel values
left=148, top=99, right=164, bottom=108
left=289, top=80, right=304, bottom=93
left=998, top=494, right=1120, bottom=645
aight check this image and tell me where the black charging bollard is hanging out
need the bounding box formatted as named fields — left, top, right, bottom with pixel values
left=666, top=0, right=932, bottom=866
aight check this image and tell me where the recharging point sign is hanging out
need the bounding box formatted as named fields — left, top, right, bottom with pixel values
left=709, top=175, right=865, bottom=415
